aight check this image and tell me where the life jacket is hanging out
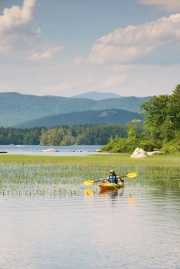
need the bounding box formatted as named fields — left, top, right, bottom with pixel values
left=109, top=175, right=118, bottom=184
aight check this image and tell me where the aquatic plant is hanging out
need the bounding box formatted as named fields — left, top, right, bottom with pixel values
left=0, top=153, right=180, bottom=197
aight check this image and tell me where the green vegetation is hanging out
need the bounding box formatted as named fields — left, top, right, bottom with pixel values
left=0, top=124, right=127, bottom=145
left=91, top=96, right=151, bottom=112
left=141, top=84, right=180, bottom=153
left=0, top=127, right=43, bottom=145
left=0, top=154, right=179, bottom=197
left=0, top=92, right=150, bottom=127
left=40, top=124, right=127, bottom=146
left=101, top=119, right=151, bottom=152
left=0, top=152, right=179, bottom=168
left=102, top=85, right=180, bottom=154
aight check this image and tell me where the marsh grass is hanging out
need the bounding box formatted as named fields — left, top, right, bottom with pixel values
left=0, top=153, right=180, bottom=166
left=0, top=153, right=180, bottom=197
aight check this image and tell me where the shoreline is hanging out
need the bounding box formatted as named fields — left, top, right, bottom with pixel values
left=0, top=151, right=106, bottom=157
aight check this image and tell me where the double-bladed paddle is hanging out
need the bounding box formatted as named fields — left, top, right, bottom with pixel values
left=83, top=172, right=137, bottom=185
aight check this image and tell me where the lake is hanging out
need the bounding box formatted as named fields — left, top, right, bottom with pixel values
left=0, top=145, right=104, bottom=156
left=0, top=181, right=180, bottom=269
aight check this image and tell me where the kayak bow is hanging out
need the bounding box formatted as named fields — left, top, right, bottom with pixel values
left=98, top=182, right=124, bottom=191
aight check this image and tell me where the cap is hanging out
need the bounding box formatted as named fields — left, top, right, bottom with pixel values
left=110, top=170, right=115, bottom=173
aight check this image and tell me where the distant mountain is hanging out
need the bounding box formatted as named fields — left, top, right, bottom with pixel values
left=0, top=92, right=96, bottom=127
left=0, top=92, right=151, bottom=127
left=16, top=109, right=143, bottom=128
left=72, top=91, right=122, bottom=100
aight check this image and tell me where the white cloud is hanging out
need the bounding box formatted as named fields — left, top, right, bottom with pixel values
left=73, top=56, right=89, bottom=65
left=29, top=44, right=64, bottom=62
left=109, top=64, right=134, bottom=73
left=138, top=0, right=180, bottom=12
left=0, top=0, right=38, bottom=57
left=0, top=0, right=37, bottom=33
left=0, top=1, right=64, bottom=63
left=102, top=75, right=127, bottom=89
left=89, top=13, right=180, bottom=64
left=39, top=78, right=93, bottom=96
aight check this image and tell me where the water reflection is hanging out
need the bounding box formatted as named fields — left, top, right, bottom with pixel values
left=1, top=180, right=180, bottom=269
left=99, top=188, right=124, bottom=199
left=84, top=189, right=94, bottom=196
left=83, top=186, right=124, bottom=199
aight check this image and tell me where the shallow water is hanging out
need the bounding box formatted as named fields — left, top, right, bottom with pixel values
left=0, top=183, right=180, bottom=269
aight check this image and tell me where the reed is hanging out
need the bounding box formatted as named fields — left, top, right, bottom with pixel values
left=0, top=153, right=180, bottom=197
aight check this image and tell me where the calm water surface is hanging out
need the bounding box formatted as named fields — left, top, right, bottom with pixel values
left=0, top=145, right=104, bottom=156
left=0, top=184, right=180, bottom=269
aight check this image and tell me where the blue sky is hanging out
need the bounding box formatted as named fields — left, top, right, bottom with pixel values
left=0, top=0, right=180, bottom=97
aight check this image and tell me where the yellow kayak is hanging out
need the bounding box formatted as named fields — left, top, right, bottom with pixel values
left=98, top=182, right=124, bottom=191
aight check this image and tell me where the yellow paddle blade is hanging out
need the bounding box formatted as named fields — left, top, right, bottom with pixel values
left=84, top=180, right=95, bottom=185
left=126, top=172, right=137, bottom=178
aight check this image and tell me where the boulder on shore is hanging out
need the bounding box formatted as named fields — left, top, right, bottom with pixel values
left=131, top=148, right=163, bottom=158
left=131, top=148, right=148, bottom=158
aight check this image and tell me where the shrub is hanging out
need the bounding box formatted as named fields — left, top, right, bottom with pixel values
left=161, top=141, right=180, bottom=154
left=139, top=140, right=161, bottom=151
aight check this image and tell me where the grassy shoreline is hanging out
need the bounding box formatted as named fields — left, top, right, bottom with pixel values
left=0, top=153, right=180, bottom=167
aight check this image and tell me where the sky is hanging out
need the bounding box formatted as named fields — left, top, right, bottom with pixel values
left=0, top=0, right=180, bottom=97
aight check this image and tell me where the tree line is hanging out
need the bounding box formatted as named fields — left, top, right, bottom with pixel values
left=0, top=124, right=128, bottom=146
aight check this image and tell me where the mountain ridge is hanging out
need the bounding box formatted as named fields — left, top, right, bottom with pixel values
left=0, top=92, right=151, bottom=127
left=16, top=109, right=144, bottom=128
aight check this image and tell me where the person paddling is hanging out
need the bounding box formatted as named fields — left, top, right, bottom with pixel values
left=102, top=170, right=124, bottom=184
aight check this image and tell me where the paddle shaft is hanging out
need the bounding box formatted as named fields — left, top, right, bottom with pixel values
left=93, top=174, right=134, bottom=182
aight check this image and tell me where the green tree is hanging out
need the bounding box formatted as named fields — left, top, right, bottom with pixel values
left=140, top=94, right=171, bottom=142
left=168, top=84, right=180, bottom=130
left=141, top=85, right=180, bottom=144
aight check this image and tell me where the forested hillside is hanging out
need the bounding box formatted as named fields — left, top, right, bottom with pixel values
left=0, top=92, right=150, bottom=127
left=91, top=96, right=150, bottom=112
left=16, top=109, right=143, bottom=128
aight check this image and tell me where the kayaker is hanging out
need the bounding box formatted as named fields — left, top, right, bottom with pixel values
left=102, top=170, right=124, bottom=184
